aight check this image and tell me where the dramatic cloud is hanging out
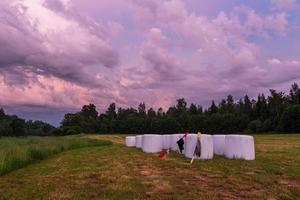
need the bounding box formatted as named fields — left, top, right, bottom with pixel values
left=265, top=58, right=300, bottom=85
left=126, top=0, right=290, bottom=99
left=0, top=0, right=299, bottom=125
left=0, top=0, right=119, bottom=87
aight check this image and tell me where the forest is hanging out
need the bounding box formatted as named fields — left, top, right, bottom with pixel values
left=0, top=109, right=54, bottom=136
left=58, top=83, right=300, bottom=135
left=1, top=83, right=299, bottom=136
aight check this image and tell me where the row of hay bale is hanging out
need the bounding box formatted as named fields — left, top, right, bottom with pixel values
left=125, top=134, right=255, bottom=160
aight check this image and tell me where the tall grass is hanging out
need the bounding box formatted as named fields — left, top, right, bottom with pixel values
left=0, top=135, right=111, bottom=175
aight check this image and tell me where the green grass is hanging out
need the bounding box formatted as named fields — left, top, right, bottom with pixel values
left=0, top=134, right=299, bottom=200
left=0, top=135, right=112, bottom=175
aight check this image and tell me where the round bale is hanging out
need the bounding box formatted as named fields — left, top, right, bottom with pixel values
left=199, top=134, right=214, bottom=159
left=135, top=135, right=143, bottom=148
left=142, top=134, right=163, bottom=153
left=212, top=135, right=226, bottom=155
left=225, top=135, right=255, bottom=160
left=184, top=134, right=197, bottom=158
left=125, top=136, right=136, bottom=147
left=184, top=134, right=214, bottom=159
left=162, top=134, right=172, bottom=150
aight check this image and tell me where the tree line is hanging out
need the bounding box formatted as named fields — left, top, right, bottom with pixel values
left=0, top=109, right=55, bottom=136
left=0, top=83, right=299, bottom=136
left=59, top=83, right=300, bottom=135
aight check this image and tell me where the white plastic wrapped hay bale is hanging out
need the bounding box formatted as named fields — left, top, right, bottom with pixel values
left=125, top=136, right=136, bottom=147
left=225, top=135, right=255, bottom=160
left=162, top=134, right=172, bottom=150
left=170, top=134, right=180, bottom=151
left=184, top=134, right=197, bottom=158
left=212, top=135, right=226, bottom=155
left=135, top=135, right=143, bottom=148
left=224, top=135, right=243, bottom=159
left=240, top=135, right=255, bottom=160
left=184, top=134, right=213, bottom=159
left=199, top=134, right=214, bottom=159
left=142, top=134, right=163, bottom=153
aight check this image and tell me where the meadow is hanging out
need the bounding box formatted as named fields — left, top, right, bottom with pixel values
left=0, top=135, right=112, bottom=175
left=0, top=134, right=299, bottom=200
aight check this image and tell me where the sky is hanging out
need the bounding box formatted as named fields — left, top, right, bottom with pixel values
left=0, top=0, right=300, bottom=126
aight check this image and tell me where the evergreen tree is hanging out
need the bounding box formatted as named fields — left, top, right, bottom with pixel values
left=268, top=90, right=286, bottom=129
left=138, top=102, right=147, bottom=117
left=219, top=99, right=227, bottom=113
left=226, top=95, right=234, bottom=113
left=208, top=101, right=218, bottom=114
left=289, top=83, right=300, bottom=104
left=106, top=103, right=117, bottom=120
left=0, top=108, right=5, bottom=120
left=279, top=105, right=300, bottom=133
left=147, top=108, right=156, bottom=118
left=176, top=98, right=187, bottom=113
left=188, top=103, right=198, bottom=115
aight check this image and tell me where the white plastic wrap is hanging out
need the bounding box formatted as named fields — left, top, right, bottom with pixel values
left=162, top=134, right=172, bottom=150
left=142, top=134, right=163, bottom=153
left=225, top=135, right=238, bottom=159
left=135, top=135, right=143, bottom=148
left=225, top=135, right=255, bottom=160
left=212, top=135, right=226, bottom=155
left=125, top=136, right=136, bottom=147
left=184, top=134, right=214, bottom=159
left=199, top=134, right=214, bottom=159
left=170, top=134, right=179, bottom=151
left=184, top=134, right=197, bottom=158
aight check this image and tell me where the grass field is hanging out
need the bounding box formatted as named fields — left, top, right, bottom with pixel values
left=0, top=134, right=299, bottom=200
left=0, top=135, right=112, bottom=175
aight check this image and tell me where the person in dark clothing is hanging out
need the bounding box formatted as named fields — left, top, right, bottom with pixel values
left=177, top=138, right=185, bottom=153
left=177, top=133, right=189, bottom=153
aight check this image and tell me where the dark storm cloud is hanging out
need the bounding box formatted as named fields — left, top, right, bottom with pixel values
left=0, top=0, right=119, bottom=87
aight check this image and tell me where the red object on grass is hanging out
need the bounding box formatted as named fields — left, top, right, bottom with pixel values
left=158, top=151, right=167, bottom=159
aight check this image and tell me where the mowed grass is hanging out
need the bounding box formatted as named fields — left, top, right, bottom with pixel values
left=0, top=135, right=112, bottom=175
left=0, top=134, right=299, bottom=200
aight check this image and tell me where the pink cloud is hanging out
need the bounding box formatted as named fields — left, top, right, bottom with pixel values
left=0, top=0, right=119, bottom=87
left=123, top=0, right=297, bottom=105
left=0, top=70, right=125, bottom=112
left=264, top=58, right=300, bottom=86
left=265, top=13, right=288, bottom=35
left=0, top=0, right=299, bottom=124
left=272, top=0, right=298, bottom=11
